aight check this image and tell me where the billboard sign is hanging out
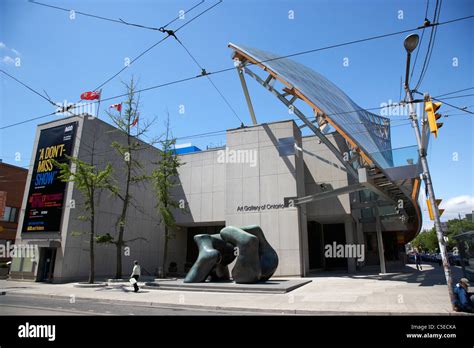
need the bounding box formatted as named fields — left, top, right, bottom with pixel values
left=22, top=122, right=77, bottom=233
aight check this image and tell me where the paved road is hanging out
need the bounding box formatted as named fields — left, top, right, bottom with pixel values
left=0, top=293, right=267, bottom=316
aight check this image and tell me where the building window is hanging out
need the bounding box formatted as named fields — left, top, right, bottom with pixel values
left=277, top=137, right=296, bottom=156
left=1, top=206, right=17, bottom=223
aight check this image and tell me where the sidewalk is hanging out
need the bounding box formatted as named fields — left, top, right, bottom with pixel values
left=0, top=264, right=470, bottom=315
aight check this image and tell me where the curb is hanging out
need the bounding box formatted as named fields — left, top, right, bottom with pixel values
left=2, top=291, right=471, bottom=316
left=73, top=283, right=108, bottom=288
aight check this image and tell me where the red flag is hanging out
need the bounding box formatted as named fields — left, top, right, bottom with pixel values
left=131, top=113, right=139, bottom=127
left=109, top=103, right=122, bottom=112
left=80, top=91, right=101, bottom=100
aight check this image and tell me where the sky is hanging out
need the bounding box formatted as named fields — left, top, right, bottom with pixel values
left=0, top=0, right=473, bottom=230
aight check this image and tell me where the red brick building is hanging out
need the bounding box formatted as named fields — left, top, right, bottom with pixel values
left=0, top=162, right=28, bottom=261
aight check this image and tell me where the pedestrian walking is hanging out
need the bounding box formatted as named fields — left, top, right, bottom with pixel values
left=130, top=260, right=141, bottom=293
left=414, top=250, right=422, bottom=271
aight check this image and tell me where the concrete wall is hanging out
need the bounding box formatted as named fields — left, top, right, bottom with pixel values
left=302, top=133, right=351, bottom=221
left=15, top=115, right=164, bottom=282
left=173, top=148, right=226, bottom=224
left=224, top=121, right=305, bottom=276
left=170, top=122, right=362, bottom=276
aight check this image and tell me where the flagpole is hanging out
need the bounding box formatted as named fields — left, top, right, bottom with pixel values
left=95, top=89, right=102, bottom=119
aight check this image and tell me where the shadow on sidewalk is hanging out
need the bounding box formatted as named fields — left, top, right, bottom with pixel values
left=307, top=264, right=465, bottom=287
left=95, top=284, right=150, bottom=294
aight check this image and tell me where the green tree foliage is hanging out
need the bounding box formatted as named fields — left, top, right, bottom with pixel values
left=411, top=218, right=474, bottom=252
left=103, top=78, right=155, bottom=279
left=53, top=156, right=113, bottom=283
left=151, top=114, right=186, bottom=277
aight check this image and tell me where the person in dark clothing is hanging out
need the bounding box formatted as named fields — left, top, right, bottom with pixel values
left=130, top=260, right=141, bottom=293
left=414, top=250, right=422, bottom=271
left=453, top=278, right=474, bottom=313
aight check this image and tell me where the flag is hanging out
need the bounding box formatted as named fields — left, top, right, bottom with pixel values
left=131, top=113, right=139, bottom=127
left=109, top=103, right=122, bottom=112
left=80, top=91, right=101, bottom=100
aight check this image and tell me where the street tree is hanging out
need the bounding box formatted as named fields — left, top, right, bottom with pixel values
left=53, top=155, right=113, bottom=284
left=103, top=78, right=156, bottom=279
left=151, top=114, right=186, bottom=278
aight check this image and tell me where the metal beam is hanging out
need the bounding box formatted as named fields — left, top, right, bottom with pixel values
left=243, top=66, right=359, bottom=180
left=235, top=62, right=257, bottom=125
left=292, top=183, right=365, bottom=205
left=358, top=167, right=396, bottom=204
left=374, top=205, right=387, bottom=274
left=352, top=200, right=393, bottom=209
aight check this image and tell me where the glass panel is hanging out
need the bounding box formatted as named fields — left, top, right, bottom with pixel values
left=371, top=145, right=419, bottom=169
left=10, top=207, right=17, bottom=222
left=1, top=206, right=11, bottom=221
left=233, top=44, right=393, bottom=168
left=277, top=137, right=296, bottom=156
left=10, top=256, right=22, bottom=272
left=21, top=255, right=34, bottom=272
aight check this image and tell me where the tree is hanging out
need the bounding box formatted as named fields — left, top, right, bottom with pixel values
left=53, top=156, right=113, bottom=284
left=412, top=217, right=474, bottom=252
left=104, top=78, right=156, bottom=279
left=151, top=114, right=185, bottom=278
left=411, top=229, right=438, bottom=252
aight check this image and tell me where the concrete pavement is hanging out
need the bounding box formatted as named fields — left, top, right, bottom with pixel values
left=0, top=264, right=471, bottom=315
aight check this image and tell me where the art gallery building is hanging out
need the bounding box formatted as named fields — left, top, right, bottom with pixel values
left=10, top=44, right=422, bottom=282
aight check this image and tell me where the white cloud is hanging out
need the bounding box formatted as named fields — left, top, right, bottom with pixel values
left=420, top=194, right=474, bottom=231
left=1, top=56, right=15, bottom=65
left=0, top=42, right=20, bottom=56
left=441, top=195, right=474, bottom=217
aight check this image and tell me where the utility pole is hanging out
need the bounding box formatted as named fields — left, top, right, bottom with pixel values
left=403, top=34, right=455, bottom=309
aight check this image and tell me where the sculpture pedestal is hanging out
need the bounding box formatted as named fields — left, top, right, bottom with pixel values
left=143, top=278, right=311, bottom=294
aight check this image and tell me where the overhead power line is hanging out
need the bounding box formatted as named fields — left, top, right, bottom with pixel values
left=431, top=97, right=474, bottom=115
left=0, top=69, right=56, bottom=106
left=174, top=36, right=243, bottom=124
left=2, top=14, right=473, bottom=130
left=410, top=0, right=431, bottom=83
left=413, top=0, right=443, bottom=91
left=433, top=87, right=474, bottom=98
left=92, top=0, right=221, bottom=92
left=29, top=0, right=205, bottom=32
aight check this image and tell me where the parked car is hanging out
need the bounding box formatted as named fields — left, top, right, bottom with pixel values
left=421, top=253, right=431, bottom=262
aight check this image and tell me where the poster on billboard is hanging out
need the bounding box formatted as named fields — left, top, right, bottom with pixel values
left=22, top=122, right=77, bottom=233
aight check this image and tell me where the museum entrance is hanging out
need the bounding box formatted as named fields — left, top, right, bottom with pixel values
left=37, top=247, right=56, bottom=282
left=307, top=221, right=348, bottom=271
left=185, top=225, right=225, bottom=271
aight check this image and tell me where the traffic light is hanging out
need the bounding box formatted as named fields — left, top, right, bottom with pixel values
left=425, top=100, right=443, bottom=138
left=426, top=198, right=445, bottom=220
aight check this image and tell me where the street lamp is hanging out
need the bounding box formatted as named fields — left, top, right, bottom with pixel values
left=402, top=33, right=456, bottom=309
left=404, top=33, right=420, bottom=53
left=403, top=34, right=419, bottom=87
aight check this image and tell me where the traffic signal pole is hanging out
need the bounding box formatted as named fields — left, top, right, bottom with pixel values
left=404, top=86, right=456, bottom=309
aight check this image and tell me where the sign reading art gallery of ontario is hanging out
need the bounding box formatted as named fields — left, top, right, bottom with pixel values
left=22, top=122, right=77, bottom=233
